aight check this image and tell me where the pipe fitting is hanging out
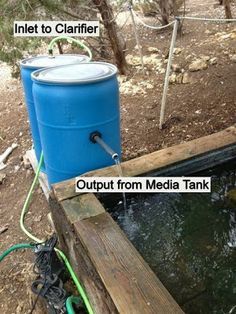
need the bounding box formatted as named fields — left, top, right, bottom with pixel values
left=89, top=131, right=119, bottom=161
left=90, top=131, right=102, bottom=144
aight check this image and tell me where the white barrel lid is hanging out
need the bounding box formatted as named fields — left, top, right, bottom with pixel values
left=20, top=54, right=90, bottom=69
left=32, top=62, right=117, bottom=85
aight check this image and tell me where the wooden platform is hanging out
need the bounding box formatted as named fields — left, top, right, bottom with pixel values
left=49, top=126, right=236, bottom=314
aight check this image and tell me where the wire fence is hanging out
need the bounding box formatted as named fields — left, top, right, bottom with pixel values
left=131, top=8, right=176, bottom=30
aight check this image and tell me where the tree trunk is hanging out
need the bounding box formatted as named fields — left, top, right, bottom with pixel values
left=92, top=0, right=128, bottom=74
left=223, top=0, right=232, bottom=19
left=160, top=0, right=170, bottom=25
left=57, top=42, right=63, bottom=54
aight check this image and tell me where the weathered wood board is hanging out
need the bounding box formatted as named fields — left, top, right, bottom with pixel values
left=74, top=212, right=184, bottom=314
left=50, top=192, right=183, bottom=314
left=50, top=194, right=118, bottom=314
left=50, top=126, right=236, bottom=314
left=53, top=126, right=236, bottom=202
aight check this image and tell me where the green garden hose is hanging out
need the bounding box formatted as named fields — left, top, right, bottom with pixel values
left=20, top=152, right=44, bottom=243
left=19, top=151, right=94, bottom=314
left=55, top=248, right=94, bottom=314
left=66, top=296, right=82, bottom=314
left=48, top=36, right=92, bottom=61
left=0, top=243, right=33, bottom=262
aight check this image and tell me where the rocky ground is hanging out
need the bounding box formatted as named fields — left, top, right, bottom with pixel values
left=0, top=0, right=236, bottom=313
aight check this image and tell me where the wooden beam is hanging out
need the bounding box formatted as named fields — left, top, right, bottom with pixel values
left=74, top=212, right=184, bottom=314
left=53, top=126, right=236, bottom=202
left=61, top=193, right=105, bottom=224
left=50, top=191, right=183, bottom=313
left=49, top=193, right=118, bottom=314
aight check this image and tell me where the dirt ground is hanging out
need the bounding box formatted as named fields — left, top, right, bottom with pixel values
left=0, top=0, right=235, bottom=313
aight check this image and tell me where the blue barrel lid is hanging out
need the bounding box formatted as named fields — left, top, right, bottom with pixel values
left=31, top=62, right=117, bottom=85
left=20, top=54, right=90, bottom=69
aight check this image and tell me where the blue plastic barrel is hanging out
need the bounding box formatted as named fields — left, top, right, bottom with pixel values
left=20, top=54, right=90, bottom=171
left=32, top=62, right=121, bottom=185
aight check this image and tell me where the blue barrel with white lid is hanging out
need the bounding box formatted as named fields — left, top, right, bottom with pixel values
left=32, top=62, right=121, bottom=185
left=20, top=54, right=90, bottom=171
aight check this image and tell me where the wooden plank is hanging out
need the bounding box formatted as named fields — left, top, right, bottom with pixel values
left=74, top=212, right=184, bottom=314
left=147, top=143, right=236, bottom=177
left=53, top=126, right=236, bottom=202
left=49, top=194, right=118, bottom=314
left=61, top=193, right=105, bottom=224
left=26, top=149, right=50, bottom=200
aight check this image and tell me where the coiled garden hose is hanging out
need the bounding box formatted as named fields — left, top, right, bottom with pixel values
left=48, top=36, right=92, bottom=61
left=0, top=244, right=88, bottom=314
left=18, top=151, right=94, bottom=314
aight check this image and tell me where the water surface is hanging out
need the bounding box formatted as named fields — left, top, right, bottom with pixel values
left=102, top=161, right=236, bottom=313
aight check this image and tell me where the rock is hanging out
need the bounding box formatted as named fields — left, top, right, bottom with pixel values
left=231, top=32, right=236, bottom=40
left=221, top=33, right=231, bottom=40
left=171, top=63, right=181, bottom=73
left=137, top=147, right=148, bottom=155
left=14, top=165, right=20, bottom=173
left=176, top=73, right=183, bottom=84
left=173, top=48, right=182, bottom=55
left=209, top=57, right=217, bottom=65
left=23, top=154, right=31, bottom=169
left=169, top=73, right=177, bottom=83
left=143, top=55, right=163, bottom=67
left=26, top=169, right=32, bottom=177
left=0, top=172, right=6, bottom=184
left=189, top=59, right=208, bottom=71
left=34, top=215, right=42, bottom=222
left=182, top=72, right=191, bottom=84
left=230, top=55, right=236, bottom=63
left=169, top=73, right=183, bottom=84
left=142, top=82, right=154, bottom=89
left=147, top=47, right=159, bottom=53
left=145, top=114, right=155, bottom=121
left=201, top=55, right=210, bottom=62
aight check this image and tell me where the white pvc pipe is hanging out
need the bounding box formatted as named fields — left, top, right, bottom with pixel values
left=159, top=19, right=179, bottom=129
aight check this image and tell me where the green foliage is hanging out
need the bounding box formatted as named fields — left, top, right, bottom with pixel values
left=0, top=0, right=44, bottom=76
left=0, top=0, right=95, bottom=76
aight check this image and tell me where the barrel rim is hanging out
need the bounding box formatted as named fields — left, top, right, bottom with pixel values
left=31, top=62, right=118, bottom=85
left=20, top=54, right=90, bottom=69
